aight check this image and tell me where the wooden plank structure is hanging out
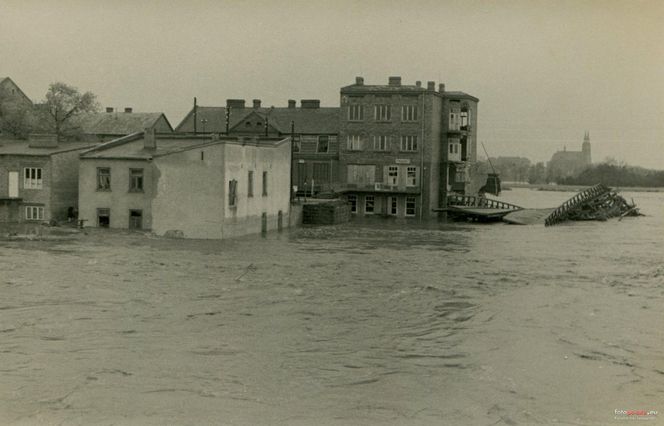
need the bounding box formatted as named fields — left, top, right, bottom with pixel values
left=544, top=184, right=640, bottom=226
left=436, top=194, right=523, bottom=221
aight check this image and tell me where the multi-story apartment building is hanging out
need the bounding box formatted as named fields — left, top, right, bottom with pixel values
left=338, top=76, right=478, bottom=219
left=175, top=99, right=339, bottom=194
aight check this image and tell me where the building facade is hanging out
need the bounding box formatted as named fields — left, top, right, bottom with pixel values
left=0, top=135, right=95, bottom=224
left=78, top=131, right=291, bottom=239
left=175, top=98, right=339, bottom=194
left=548, top=132, right=592, bottom=181
left=338, top=76, right=479, bottom=219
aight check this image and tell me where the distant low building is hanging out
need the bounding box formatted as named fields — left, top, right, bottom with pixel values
left=74, top=108, right=173, bottom=142
left=0, top=77, right=34, bottom=139
left=0, top=134, right=96, bottom=223
left=0, top=77, right=33, bottom=107
left=175, top=98, right=339, bottom=194
left=78, top=131, right=291, bottom=239
left=548, top=132, right=592, bottom=180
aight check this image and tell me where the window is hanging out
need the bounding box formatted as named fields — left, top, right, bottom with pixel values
left=406, top=197, right=416, bottom=217
left=401, top=105, right=418, bottom=122
left=347, top=165, right=376, bottom=185
left=349, top=104, right=364, bottom=121
left=262, top=171, right=268, bottom=196
left=23, top=168, right=42, bottom=189
left=129, top=210, right=142, bottom=229
left=229, top=179, right=238, bottom=207
left=387, top=166, right=399, bottom=186
left=317, top=136, right=329, bottom=153
left=248, top=171, right=254, bottom=197
left=312, top=162, right=330, bottom=184
left=201, top=151, right=205, bottom=161
left=375, top=104, right=391, bottom=121
left=129, top=168, right=143, bottom=192
left=97, top=208, right=110, bottom=227
left=400, top=136, right=417, bottom=152
left=347, top=195, right=357, bottom=213
left=407, top=166, right=418, bottom=187
left=373, top=135, right=389, bottom=151
left=347, top=135, right=362, bottom=151
left=97, top=167, right=111, bottom=191
left=365, top=195, right=375, bottom=214
left=449, top=112, right=460, bottom=130
left=292, top=137, right=301, bottom=153
left=460, top=109, right=470, bottom=129
left=455, top=168, right=467, bottom=183
left=25, top=206, right=44, bottom=221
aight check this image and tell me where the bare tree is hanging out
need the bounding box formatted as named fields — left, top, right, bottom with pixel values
left=42, top=82, right=98, bottom=141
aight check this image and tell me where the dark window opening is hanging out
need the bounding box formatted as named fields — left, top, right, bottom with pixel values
left=97, top=208, right=110, bottom=228
left=129, top=210, right=142, bottom=229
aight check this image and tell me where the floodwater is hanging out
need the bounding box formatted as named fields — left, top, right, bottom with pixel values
left=0, top=188, right=663, bottom=425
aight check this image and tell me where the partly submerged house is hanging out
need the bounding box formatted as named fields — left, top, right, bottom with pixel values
left=78, top=131, right=291, bottom=239
left=175, top=99, right=339, bottom=193
left=0, top=135, right=96, bottom=224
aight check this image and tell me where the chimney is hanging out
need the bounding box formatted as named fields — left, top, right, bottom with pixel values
left=300, top=99, right=320, bottom=109
left=124, top=107, right=133, bottom=113
left=439, top=83, right=445, bottom=93
left=355, top=76, right=364, bottom=85
left=388, top=76, right=401, bottom=86
left=28, top=133, right=58, bottom=148
left=427, top=81, right=435, bottom=91
left=253, top=99, right=261, bottom=109
left=288, top=99, right=296, bottom=108
left=415, top=81, right=422, bottom=87
left=106, top=107, right=114, bottom=113
left=226, top=99, right=246, bottom=109
left=144, top=127, right=156, bottom=150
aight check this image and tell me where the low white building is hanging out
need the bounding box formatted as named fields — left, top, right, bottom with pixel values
left=79, top=130, right=292, bottom=239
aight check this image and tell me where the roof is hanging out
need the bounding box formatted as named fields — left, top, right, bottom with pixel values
left=80, top=132, right=290, bottom=160
left=0, top=77, right=34, bottom=106
left=175, top=106, right=340, bottom=134
left=443, top=91, right=479, bottom=102
left=0, top=139, right=97, bottom=156
left=340, top=84, right=427, bottom=94
left=340, top=83, right=479, bottom=102
left=75, top=112, right=173, bottom=135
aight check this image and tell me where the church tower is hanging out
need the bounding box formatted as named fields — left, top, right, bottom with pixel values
left=582, top=131, right=591, bottom=165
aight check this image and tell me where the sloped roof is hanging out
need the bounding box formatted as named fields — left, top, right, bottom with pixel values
left=0, top=77, right=34, bottom=105
left=0, top=139, right=96, bottom=156
left=80, top=132, right=289, bottom=159
left=175, top=106, right=340, bottom=134
left=75, top=112, right=173, bottom=135
left=340, top=83, right=427, bottom=94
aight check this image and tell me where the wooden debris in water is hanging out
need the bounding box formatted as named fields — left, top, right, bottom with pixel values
left=544, top=184, right=641, bottom=226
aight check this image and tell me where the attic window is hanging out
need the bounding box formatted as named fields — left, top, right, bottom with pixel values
left=256, top=122, right=262, bottom=127
left=245, top=121, right=251, bottom=127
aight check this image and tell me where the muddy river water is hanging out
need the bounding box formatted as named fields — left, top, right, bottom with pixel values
left=1, top=188, right=663, bottom=425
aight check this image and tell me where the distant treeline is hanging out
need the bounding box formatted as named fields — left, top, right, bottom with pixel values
left=560, top=163, right=664, bottom=187
left=475, top=157, right=664, bottom=187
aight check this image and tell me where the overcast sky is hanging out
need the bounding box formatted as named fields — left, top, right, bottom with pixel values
left=1, top=0, right=662, bottom=168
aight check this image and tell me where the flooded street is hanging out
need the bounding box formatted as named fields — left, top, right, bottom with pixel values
left=1, top=188, right=663, bottom=425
